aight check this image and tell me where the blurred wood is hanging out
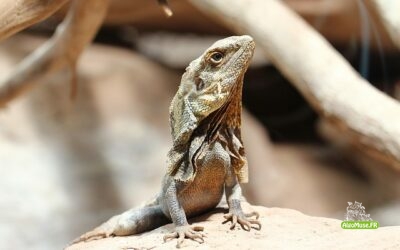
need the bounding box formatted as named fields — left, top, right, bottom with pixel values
left=318, top=119, right=400, bottom=196
left=52, top=0, right=229, bottom=35
left=368, top=0, right=400, bottom=49
left=96, top=0, right=227, bottom=34
left=157, top=0, right=173, bottom=17
left=61, top=0, right=392, bottom=50
left=0, top=0, right=69, bottom=41
left=190, top=0, right=400, bottom=171
left=21, top=0, right=391, bottom=51
left=0, top=0, right=109, bottom=108
left=289, top=0, right=395, bottom=51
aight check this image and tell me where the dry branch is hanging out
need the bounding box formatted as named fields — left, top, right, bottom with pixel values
left=157, top=0, right=173, bottom=17
left=0, top=0, right=109, bottom=108
left=368, top=0, right=400, bottom=49
left=190, top=0, right=400, bottom=170
left=0, top=0, right=69, bottom=41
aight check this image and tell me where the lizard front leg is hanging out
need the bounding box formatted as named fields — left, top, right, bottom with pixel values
left=163, top=178, right=205, bottom=248
left=223, top=167, right=261, bottom=231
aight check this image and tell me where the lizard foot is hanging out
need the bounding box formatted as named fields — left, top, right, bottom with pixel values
left=163, top=225, right=205, bottom=248
left=71, top=216, right=119, bottom=244
left=223, top=211, right=261, bottom=231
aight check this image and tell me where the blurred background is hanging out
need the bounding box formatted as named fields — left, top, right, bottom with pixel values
left=0, top=0, right=399, bottom=249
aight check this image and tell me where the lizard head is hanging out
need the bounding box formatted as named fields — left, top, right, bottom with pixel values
left=167, top=35, right=255, bottom=182
left=169, top=35, right=255, bottom=145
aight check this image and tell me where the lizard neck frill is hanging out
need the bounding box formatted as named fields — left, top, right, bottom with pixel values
left=197, top=76, right=247, bottom=183
left=216, top=76, right=248, bottom=183
left=224, top=75, right=243, bottom=129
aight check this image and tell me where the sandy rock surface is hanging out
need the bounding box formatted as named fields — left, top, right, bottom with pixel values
left=67, top=205, right=400, bottom=250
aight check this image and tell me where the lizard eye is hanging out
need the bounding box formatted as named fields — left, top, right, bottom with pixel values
left=209, top=52, right=224, bottom=64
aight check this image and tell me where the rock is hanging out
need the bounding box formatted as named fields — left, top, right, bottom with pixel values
left=67, top=204, right=400, bottom=250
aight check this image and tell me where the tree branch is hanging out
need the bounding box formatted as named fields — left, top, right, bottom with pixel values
left=0, top=0, right=69, bottom=41
left=190, top=0, right=400, bottom=170
left=0, top=0, right=109, bottom=107
left=367, top=0, right=400, bottom=49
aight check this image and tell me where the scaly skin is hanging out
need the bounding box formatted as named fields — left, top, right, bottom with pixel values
left=73, top=35, right=260, bottom=248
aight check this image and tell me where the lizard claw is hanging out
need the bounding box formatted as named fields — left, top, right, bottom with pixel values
left=223, top=211, right=261, bottom=231
left=163, top=225, right=205, bottom=248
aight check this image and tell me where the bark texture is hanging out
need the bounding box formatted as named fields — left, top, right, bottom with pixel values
left=0, top=0, right=69, bottom=41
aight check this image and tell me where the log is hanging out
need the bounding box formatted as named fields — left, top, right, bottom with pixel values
left=190, top=0, right=400, bottom=171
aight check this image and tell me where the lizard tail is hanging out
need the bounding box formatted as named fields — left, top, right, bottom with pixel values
left=72, top=204, right=169, bottom=244
left=112, top=205, right=170, bottom=236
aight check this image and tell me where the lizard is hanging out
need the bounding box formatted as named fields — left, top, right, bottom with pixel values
left=72, top=35, right=261, bottom=248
